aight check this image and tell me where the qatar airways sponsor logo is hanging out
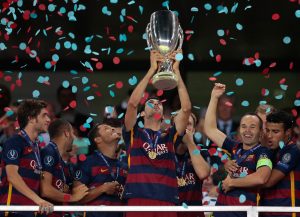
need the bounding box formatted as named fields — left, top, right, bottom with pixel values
left=142, top=142, right=168, bottom=156
left=184, top=173, right=196, bottom=185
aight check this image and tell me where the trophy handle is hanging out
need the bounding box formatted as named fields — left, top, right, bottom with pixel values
left=146, top=23, right=153, bottom=50
left=177, top=25, right=184, bottom=50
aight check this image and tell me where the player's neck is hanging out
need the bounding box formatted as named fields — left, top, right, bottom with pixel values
left=98, top=144, right=117, bottom=159
left=242, top=142, right=258, bottom=150
left=23, top=126, right=39, bottom=142
left=51, top=138, right=64, bottom=157
left=144, top=119, right=161, bottom=131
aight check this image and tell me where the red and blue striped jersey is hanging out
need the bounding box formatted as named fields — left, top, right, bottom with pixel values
left=260, top=143, right=300, bottom=217
left=0, top=134, right=42, bottom=206
left=177, top=150, right=210, bottom=206
left=122, top=124, right=181, bottom=204
left=74, top=151, right=127, bottom=217
left=215, top=137, right=272, bottom=217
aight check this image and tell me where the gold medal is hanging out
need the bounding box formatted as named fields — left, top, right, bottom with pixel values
left=63, top=184, right=70, bottom=193
left=177, top=177, right=186, bottom=187
left=148, top=151, right=157, bottom=160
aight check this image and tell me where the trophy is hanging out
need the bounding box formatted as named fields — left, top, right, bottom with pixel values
left=146, top=10, right=183, bottom=90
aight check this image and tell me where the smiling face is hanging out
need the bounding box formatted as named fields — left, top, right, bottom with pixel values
left=98, top=124, right=121, bottom=145
left=239, top=114, right=262, bottom=147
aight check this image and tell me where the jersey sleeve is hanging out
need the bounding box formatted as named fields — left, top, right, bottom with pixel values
left=221, top=137, right=238, bottom=155
left=274, top=145, right=299, bottom=174
left=41, top=146, right=58, bottom=174
left=256, top=147, right=273, bottom=170
left=2, top=137, right=24, bottom=166
left=74, top=160, right=91, bottom=185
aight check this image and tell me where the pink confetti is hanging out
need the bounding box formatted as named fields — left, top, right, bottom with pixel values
left=69, top=100, right=77, bottom=108
left=209, top=77, right=217, bottom=81
left=216, top=54, right=222, bottom=62
left=279, top=78, right=286, bottom=84
left=272, top=13, right=280, bottom=20
left=113, top=57, right=120, bottom=64
left=157, top=89, right=164, bottom=96
left=128, top=25, right=134, bottom=33
left=269, top=62, right=277, bottom=68
left=296, top=91, right=300, bottom=98
left=95, top=62, right=103, bottom=70
left=219, top=39, right=227, bottom=46
left=225, top=101, right=233, bottom=107
left=291, top=109, right=298, bottom=117
left=116, top=81, right=123, bottom=89
left=79, top=154, right=87, bottom=162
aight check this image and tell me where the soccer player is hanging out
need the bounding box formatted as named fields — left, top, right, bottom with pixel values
left=122, top=50, right=191, bottom=217
left=260, top=110, right=300, bottom=217
left=74, top=118, right=127, bottom=217
left=175, top=113, right=210, bottom=217
left=0, top=99, right=53, bottom=217
left=40, top=119, right=89, bottom=217
left=204, top=83, right=272, bottom=217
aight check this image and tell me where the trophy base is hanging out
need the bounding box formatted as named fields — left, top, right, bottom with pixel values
left=152, top=71, right=178, bottom=90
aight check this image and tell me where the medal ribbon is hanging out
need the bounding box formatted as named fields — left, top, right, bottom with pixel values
left=175, top=153, right=188, bottom=178
left=20, top=130, right=42, bottom=170
left=143, top=129, right=161, bottom=156
left=95, top=151, right=119, bottom=181
left=234, top=144, right=261, bottom=165
left=49, top=141, right=67, bottom=185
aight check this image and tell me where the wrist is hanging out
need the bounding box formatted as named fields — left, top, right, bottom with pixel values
left=64, top=194, right=72, bottom=202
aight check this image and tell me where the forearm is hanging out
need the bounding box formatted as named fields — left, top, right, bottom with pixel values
left=78, top=185, right=104, bottom=204
left=41, top=185, right=69, bottom=203
left=187, top=143, right=210, bottom=180
left=8, top=173, right=41, bottom=203
left=230, top=172, right=268, bottom=188
left=204, top=96, right=218, bottom=133
left=176, top=71, right=191, bottom=113
left=128, top=69, right=155, bottom=107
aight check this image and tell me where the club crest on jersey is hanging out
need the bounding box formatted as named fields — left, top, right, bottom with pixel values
left=44, top=155, right=54, bottom=166
left=282, top=153, right=291, bottom=163
left=7, top=149, right=18, bottom=160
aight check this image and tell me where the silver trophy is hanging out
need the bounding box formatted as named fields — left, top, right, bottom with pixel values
left=146, top=10, right=183, bottom=90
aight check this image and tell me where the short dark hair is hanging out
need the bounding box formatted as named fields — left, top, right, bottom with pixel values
left=48, top=119, right=72, bottom=139
left=88, top=118, right=122, bottom=154
left=17, top=99, right=48, bottom=129
left=241, top=112, right=263, bottom=130
left=266, top=110, right=294, bottom=131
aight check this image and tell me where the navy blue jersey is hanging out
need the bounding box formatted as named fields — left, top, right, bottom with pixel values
left=74, top=151, right=127, bottom=217
left=260, top=143, right=300, bottom=217
left=122, top=124, right=182, bottom=204
left=215, top=137, right=272, bottom=217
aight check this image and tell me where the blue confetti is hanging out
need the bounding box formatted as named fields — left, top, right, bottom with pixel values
left=32, top=90, right=40, bottom=98
left=236, top=78, right=244, bottom=86
left=296, top=10, right=300, bottom=18
left=82, top=77, right=89, bottom=84
left=62, top=80, right=70, bottom=88
left=72, top=86, right=78, bottom=93
left=239, top=194, right=246, bottom=203
left=294, top=100, right=300, bottom=106
left=204, top=3, right=212, bottom=10
left=138, top=121, right=144, bottom=128
left=217, top=29, right=225, bottom=37
left=128, top=76, right=137, bottom=85
left=182, top=202, right=188, bottom=209
left=279, top=141, right=285, bottom=149
left=241, top=100, right=249, bottom=107
left=192, top=149, right=200, bottom=155
left=175, top=53, right=183, bottom=61
left=236, top=23, right=243, bottom=30
left=283, top=36, right=291, bottom=44
left=87, top=96, right=95, bottom=101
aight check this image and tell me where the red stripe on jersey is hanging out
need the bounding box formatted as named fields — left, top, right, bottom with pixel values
left=127, top=173, right=177, bottom=188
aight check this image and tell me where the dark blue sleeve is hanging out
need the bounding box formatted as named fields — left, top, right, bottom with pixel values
left=275, top=145, right=300, bottom=174
left=221, top=137, right=238, bottom=155
left=74, top=160, right=91, bottom=185
left=41, top=146, right=58, bottom=174
left=2, top=136, right=24, bottom=166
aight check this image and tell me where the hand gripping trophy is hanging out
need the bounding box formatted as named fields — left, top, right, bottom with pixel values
left=146, top=10, right=183, bottom=90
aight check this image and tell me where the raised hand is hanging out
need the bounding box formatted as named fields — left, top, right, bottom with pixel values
left=150, top=50, right=164, bottom=72
left=211, top=83, right=226, bottom=99
left=70, top=184, right=89, bottom=202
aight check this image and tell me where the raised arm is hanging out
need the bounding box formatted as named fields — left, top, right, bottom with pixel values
left=171, top=50, right=192, bottom=135
left=124, top=50, right=163, bottom=131
left=183, top=130, right=210, bottom=180
left=204, top=83, right=227, bottom=148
